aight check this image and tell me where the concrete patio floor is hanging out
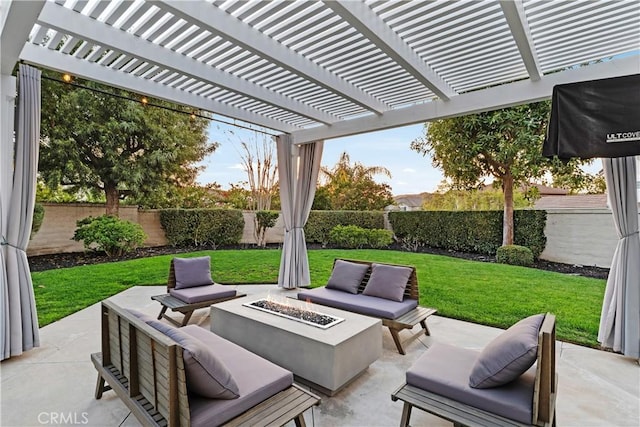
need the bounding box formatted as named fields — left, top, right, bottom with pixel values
left=1, top=285, right=638, bottom=427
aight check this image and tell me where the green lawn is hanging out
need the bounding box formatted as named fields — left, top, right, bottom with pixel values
left=31, top=249, right=606, bottom=347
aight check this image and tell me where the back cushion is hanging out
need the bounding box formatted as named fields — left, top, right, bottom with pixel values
left=326, top=260, right=370, bottom=294
left=173, top=256, right=214, bottom=289
left=362, top=263, right=412, bottom=302
left=147, top=321, right=239, bottom=399
left=469, top=313, right=545, bottom=389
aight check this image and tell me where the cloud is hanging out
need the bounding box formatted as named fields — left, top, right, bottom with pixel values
left=229, top=163, right=245, bottom=170
left=402, top=168, right=416, bottom=173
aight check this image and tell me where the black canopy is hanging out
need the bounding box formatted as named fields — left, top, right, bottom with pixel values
left=543, top=74, right=640, bottom=160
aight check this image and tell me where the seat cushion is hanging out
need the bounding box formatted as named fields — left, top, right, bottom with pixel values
left=362, top=263, right=412, bottom=302
left=170, top=284, right=236, bottom=304
left=406, top=342, right=535, bottom=424
left=326, top=260, right=369, bottom=294
left=183, top=326, right=294, bottom=427
left=147, top=322, right=239, bottom=399
left=173, top=256, right=214, bottom=289
left=297, top=287, right=417, bottom=319
left=469, top=314, right=544, bottom=389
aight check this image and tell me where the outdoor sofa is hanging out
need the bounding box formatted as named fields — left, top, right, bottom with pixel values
left=297, top=258, right=437, bottom=354
left=392, top=313, right=557, bottom=426
left=91, top=299, right=320, bottom=426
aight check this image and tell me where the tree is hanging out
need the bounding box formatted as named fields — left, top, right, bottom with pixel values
left=422, top=187, right=532, bottom=211
left=39, top=73, right=216, bottom=216
left=411, top=102, right=595, bottom=245
left=318, top=152, right=394, bottom=210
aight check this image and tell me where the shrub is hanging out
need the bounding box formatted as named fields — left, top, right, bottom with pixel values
left=73, top=215, right=146, bottom=257
left=388, top=210, right=546, bottom=258
left=31, top=203, right=45, bottom=239
left=159, top=209, right=244, bottom=248
left=496, top=245, right=534, bottom=267
left=329, top=225, right=393, bottom=249
left=255, top=210, right=280, bottom=247
left=305, top=211, right=385, bottom=245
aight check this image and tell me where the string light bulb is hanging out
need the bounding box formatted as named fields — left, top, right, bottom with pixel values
left=140, top=96, right=148, bottom=105
left=190, top=111, right=197, bottom=120
left=62, top=73, right=72, bottom=83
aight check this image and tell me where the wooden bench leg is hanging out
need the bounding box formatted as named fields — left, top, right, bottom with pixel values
left=400, top=402, right=412, bottom=427
left=420, top=319, right=431, bottom=336
left=180, top=310, right=195, bottom=326
left=157, top=305, right=168, bottom=321
left=94, top=373, right=111, bottom=399
left=294, top=413, right=307, bottom=427
left=389, top=328, right=406, bottom=355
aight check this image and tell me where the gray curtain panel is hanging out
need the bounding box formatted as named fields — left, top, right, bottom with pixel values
left=276, top=135, right=323, bottom=289
left=1, top=64, right=41, bottom=360
left=598, top=156, right=640, bottom=358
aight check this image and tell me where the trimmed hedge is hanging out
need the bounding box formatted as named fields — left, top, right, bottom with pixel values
left=159, top=209, right=244, bottom=248
left=329, top=225, right=393, bottom=249
left=496, top=245, right=534, bottom=266
left=305, top=210, right=385, bottom=245
left=388, top=210, right=546, bottom=258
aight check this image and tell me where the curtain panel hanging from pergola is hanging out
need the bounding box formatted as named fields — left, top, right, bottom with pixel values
left=276, top=135, right=324, bottom=289
left=1, top=64, right=41, bottom=361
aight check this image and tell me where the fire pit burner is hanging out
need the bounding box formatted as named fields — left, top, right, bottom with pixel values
left=243, top=298, right=344, bottom=329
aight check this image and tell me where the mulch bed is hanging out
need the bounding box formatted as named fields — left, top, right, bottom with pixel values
left=27, top=244, right=609, bottom=280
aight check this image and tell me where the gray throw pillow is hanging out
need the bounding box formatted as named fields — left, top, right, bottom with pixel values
left=147, top=321, right=239, bottom=399
left=326, top=260, right=370, bottom=294
left=362, top=263, right=412, bottom=302
left=469, top=313, right=545, bottom=389
left=173, top=256, right=214, bottom=290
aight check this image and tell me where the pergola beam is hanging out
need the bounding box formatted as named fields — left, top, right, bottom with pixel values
left=289, top=55, right=639, bottom=144
left=0, top=0, right=45, bottom=74
left=323, top=0, right=456, bottom=100
left=36, top=1, right=335, bottom=126
left=153, top=0, right=388, bottom=114
left=499, top=0, right=543, bottom=81
left=20, top=44, right=297, bottom=133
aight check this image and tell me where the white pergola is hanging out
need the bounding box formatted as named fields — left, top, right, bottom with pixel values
left=0, top=0, right=639, bottom=359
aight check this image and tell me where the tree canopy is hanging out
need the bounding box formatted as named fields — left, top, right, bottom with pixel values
left=39, top=73, right=216, bottom=215
left=314, top=151, right=394, bottom=211
left=411, top=101, right=596, bottom=245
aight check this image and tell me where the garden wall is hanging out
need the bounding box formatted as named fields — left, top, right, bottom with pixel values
left=28, top=204, right=624, bottom=268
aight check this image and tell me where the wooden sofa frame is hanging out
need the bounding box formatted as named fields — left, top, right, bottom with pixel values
left=151, top=258, right=245, bottom=326
left=92, top=300, right=320, bottom=427
left=391, top=314, right=557, bottom=427
left=336, top=258, right=437, bottom=355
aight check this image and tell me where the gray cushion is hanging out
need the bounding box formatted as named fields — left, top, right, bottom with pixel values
left=407, top=342, right=535, bottom=424
left=362, top=263, right=412, bottom=302
left=170, top=284, right=236, bottom=304
left=183, top=326, right=293, bottom=427
left=298, top=287, right=417, bottom=319
left=326, top=260, right=369, bottom=294
left=147, top=321, right=239, bottom=399
left=173, top=256, right=214, bottom=289
left=125, top=308, right=155, bottom=323
left=469, top=314, right=545, bottom=389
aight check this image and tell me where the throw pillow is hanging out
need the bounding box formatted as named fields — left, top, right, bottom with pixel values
left=147, top=321, right=239, bottom=399
left=362, top=263, right=412, bottom=302
left=326, top=260, right=370, bottom=294
left=173, top=256, right=214, bottom=290
left=469, top=313, right=545, bottom=389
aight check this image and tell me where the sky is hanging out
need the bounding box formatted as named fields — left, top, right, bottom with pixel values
left=197, top=122, right=445, bottom=195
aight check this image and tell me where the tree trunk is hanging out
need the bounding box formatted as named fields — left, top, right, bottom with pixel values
left=105, top=183, right=120, bottom=217
left=502, top=172, right=514, bottom=246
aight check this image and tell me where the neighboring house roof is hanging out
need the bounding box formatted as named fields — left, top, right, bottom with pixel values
left=534, top=194, right=608, bottom=209
left=393, top=193, right=429, bottom=208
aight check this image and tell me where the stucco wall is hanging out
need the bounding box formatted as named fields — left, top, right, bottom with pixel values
left=540, top=209, right=622, bottom=268
left=28, top=204, right=625, bottom=268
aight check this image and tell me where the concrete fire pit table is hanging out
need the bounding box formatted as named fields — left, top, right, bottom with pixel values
left=210, top=293, right=382, bottom=395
